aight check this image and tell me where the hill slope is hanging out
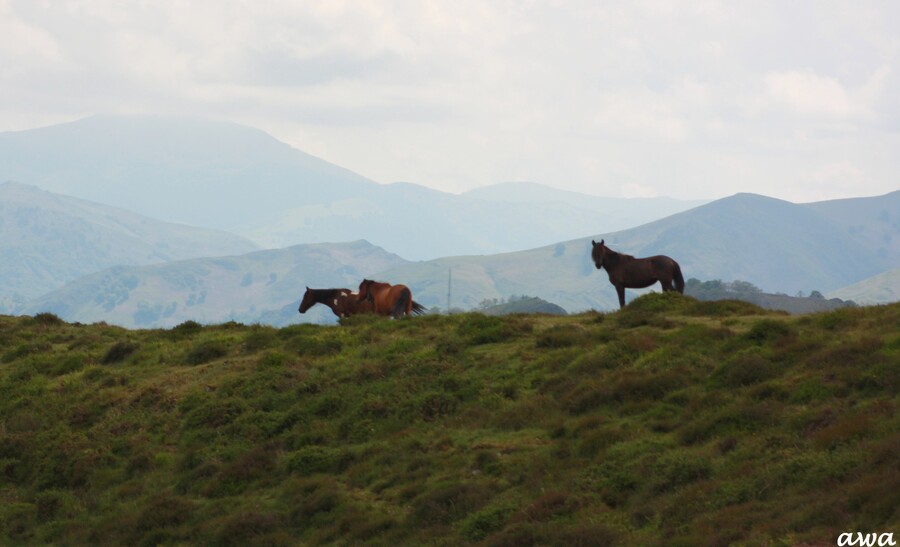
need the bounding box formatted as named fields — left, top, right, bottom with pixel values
left=1, top=116, right=702, bottom=260
left=20, top=240, right=408, bottom=328
left=383, top=192, right=894, bottom=312
left=0, top=115, right=374, bottom=230
left=1, top=296, right=897, bottom=545
left=828, top=268, right=900, bottom=305
left=22, top=191, right=897, bottom=326
left=0, top=182, right=258, bottom=308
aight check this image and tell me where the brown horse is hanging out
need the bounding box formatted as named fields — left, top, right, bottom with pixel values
left=298, top=287, right=373, bottom=319
left=357, top=279, right=426, bottom=318
left=591, top=239, right=684, bottom=309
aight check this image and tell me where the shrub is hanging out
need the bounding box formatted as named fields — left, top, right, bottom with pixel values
left=286, top=446, right=352, bottom=475
left=458, top=314, right=521, bottom=345
left=185, top=341, right=228, bottom=365
left=743, top=319, right=791, bottom=344
left=410, top=482, right=491, bottom=525
left=172, top=320, right=202, bottom=334
left=102, top=341, right=139, bottom=364
left=711, top=352, right=780, bottom=387
left=535, top=325, right=587, bottom=348
left=32, top=312, right=64, bottom=326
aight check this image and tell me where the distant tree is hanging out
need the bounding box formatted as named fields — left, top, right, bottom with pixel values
left=729, top=280, right=762, bottom=294
left=809, top=290, right=824, bottom=299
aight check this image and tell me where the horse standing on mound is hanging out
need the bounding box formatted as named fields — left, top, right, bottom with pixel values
left=357, top=279, right=425, bottom=318
left=298, top=287, right=373, bottom=319
left=591, top=239, right=685, bottom=309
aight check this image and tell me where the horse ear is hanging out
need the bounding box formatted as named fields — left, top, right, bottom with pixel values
left=600, top=239, right=604, bottom=246
left=592, top=240, right=596, bottom=246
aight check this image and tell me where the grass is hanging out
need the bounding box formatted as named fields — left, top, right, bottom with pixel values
left=1, top=293, right=898, bottom=545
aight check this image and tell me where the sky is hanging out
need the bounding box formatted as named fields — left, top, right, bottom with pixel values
left=2, top=0, right=899, bottom=202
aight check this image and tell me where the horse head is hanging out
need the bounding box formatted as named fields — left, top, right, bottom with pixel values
left=357, top=279, right=373, bottom=302
left=591, top=239, right=607, bottom=270
left=298, top=286, right=315, bottom=313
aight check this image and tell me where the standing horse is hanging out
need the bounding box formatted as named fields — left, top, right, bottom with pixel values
left=591, top=239, right=684, bottom=309
left=298, top=287, right=373, bottom=318
left=357, top=279, right=425, bottom=318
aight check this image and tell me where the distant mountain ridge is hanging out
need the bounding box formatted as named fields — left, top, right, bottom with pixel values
left=0, top=114, right=375, bottom=229
left=0, top=182, right=258, bottom=309
left=379, top=191, right=899, bottom=312
left=20, top=190, right=898, bottom=327
left=1, top=116, right=703, bottom=260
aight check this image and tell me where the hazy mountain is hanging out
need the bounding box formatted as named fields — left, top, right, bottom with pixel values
left=2, top=116, right=703, bottom=260
left=827, top=269, right=900, bottom=305
left=22, top=191, right=897, bottom=327
left=463, top=181, right=707, bottom=228
left=21, top=240, right=408, bottom=328
left=240, top=181, right=699, bottom=260
left=803, top=190, right=900, bottom=270
left=380, top=192, right=895, bottom=312
left=0, top=182, right=258, bottom=309
left=0, top=115, right=375, bottom=229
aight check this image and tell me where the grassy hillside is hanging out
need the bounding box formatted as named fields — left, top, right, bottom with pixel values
left=2, top=296, right=898, bottom=545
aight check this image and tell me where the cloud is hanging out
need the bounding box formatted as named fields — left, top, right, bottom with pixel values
left=764, top=71, right=866, bottom=119
left=1, top=1, right=899, bottom=201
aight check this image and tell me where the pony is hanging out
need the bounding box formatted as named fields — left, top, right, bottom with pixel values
left=356, top=279, right=426, bottom=318
left=590, top=239, right=684, bottom=309
left=298, top=287, right=373, bottom=319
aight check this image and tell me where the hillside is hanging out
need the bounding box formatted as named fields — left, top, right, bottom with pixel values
left=0, top=115, right=374, bottom=230
left=804, top=190, right=900, bottom=271
left=1, top=116, right=702, bottom=260
left=238, top=181, right=704, bottom=260
left=463, top=181, right=707, bottom=228
left=21, top=191, right=898, bottom=327
left=0, top=182, right=258, bottom=308
left=20, top=240, right=408, bottom=328
left=1, top=296, right=898, bottom=545
left=828, top=269, right=900, bottom=305
left=382, top=192, right=895, bottom=312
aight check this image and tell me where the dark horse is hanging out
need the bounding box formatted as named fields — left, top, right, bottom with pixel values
left=591, top=239, right=684, bottom=309
left=298, top=287, right=373, bottom=319
left=357, top=279, right=426, bottom=318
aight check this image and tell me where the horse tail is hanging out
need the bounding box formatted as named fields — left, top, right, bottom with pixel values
left=392, top=287, right=412, bottom=318
left=673, top=261, right=685, bottom=294
left=410, top=300, right=427, bottom=316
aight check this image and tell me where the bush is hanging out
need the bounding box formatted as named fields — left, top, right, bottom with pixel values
left=185, top=341, right=228, bottom=365
left=410, top=482, right=492, bottom=525
left=32, top=312, right=64, bottom=326
left=743, top=319, right=791, bottom=344
left=102, top=341, right=139, bottom=364
left=711, top=351, right=780, bottom=387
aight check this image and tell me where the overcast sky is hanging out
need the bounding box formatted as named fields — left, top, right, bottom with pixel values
left=2, top=1, right=899, bottom=202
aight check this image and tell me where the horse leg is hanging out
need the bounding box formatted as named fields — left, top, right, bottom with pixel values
left=616, top=285, right=626, bottom=309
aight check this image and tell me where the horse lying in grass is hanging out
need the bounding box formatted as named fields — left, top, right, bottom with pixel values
left=591, top=239, right=684, bottom=309
left=357, top=279, right=426, bottom=318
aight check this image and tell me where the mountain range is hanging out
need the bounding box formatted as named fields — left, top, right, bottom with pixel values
left=3, top=116, right=897, bottom=327
left=0, top=181, right=257, bottom=309
left=1, top=115, right=703, bottom=260
left=19, top=191, right=899, bottom=328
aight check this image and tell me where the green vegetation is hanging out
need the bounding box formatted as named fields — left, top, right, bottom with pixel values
left=1, top=295, right=898, bottom=545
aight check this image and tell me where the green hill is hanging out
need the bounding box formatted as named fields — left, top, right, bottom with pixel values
left=2, top=296, right=898, bottom=545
